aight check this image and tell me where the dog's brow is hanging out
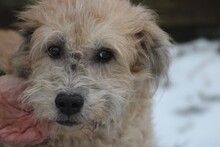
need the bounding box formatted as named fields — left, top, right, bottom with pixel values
left=46, top=37, right=66, bottom=49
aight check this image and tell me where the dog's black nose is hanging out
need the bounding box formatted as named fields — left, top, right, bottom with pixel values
left=55, top=93, right=84, bottom=116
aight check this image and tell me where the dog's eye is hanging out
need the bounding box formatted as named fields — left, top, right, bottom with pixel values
left=96, top=48, right=113, bottom=63
left=47, top=46, right=62, bottom=59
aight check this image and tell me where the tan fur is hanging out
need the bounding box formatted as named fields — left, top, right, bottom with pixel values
left=0, top=30, right=22, bottom=73
left=0, top=0, right=171, bottom=146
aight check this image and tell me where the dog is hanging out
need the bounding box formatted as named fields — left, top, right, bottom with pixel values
left=0, top=0, right=170, bottom=146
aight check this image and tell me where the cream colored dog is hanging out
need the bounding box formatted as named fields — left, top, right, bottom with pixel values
left=0, top=0, right=170, bottom=146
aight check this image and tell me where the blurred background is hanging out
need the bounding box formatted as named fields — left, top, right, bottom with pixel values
left=0, top=0, right=220, bottom=147
left=0, top=0, right=220, bottom=42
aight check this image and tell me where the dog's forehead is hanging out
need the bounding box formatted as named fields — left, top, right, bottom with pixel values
left=20, top=0, right=158, bottom=60
left=28, top=0, right=147, bottom=51
left=30, top=0, right=149, bottom=39
left=56, top=0, right=137, bottom=46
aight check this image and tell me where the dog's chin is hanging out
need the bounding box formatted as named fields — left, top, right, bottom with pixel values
left=56, top=120, right=81, bottom=127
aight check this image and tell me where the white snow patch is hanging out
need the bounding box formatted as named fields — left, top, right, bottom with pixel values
left=153, top=39, right=220, bottom=147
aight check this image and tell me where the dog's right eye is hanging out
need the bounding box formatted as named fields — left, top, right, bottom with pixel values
left=95, top=48, right=114, bottom=63
left=47, top=46, right=62, bottom=59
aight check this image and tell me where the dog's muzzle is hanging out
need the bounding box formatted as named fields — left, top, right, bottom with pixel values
left=55, top=93, right=84, bottom=126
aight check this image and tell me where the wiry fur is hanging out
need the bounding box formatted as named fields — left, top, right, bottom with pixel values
left=0, top=0, right=171, bottom=146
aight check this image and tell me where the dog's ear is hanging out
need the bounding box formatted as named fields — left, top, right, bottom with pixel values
left=12, top=11, right=41, bottom=78
left=12, top=39, right=32, bottom=79
left=131, top=19, right=171, bottom=82
left=15, top=10, right=41, bottom=38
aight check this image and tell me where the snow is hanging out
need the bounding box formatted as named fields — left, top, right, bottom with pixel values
left=153, top=39, right=220, bottom=147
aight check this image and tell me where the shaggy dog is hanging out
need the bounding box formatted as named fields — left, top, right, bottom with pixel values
left=0, top=0, right=170, bottom=146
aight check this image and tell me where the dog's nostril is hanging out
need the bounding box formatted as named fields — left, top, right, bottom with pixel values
left=55, top=93, right=84, bottom=116
left=58, top=102, right=65, bottom=108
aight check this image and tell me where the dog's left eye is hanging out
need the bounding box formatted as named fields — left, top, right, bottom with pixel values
left=47, top=46, right=62, bottom=59
left=96, top=48, right=113, bottom=63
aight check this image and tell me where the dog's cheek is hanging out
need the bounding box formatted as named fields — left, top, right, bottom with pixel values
left=32, top=98, right=58, bottom=120
left=85, top=83, right=128, bottom=122
left=21, top=82, right=59, bottom=121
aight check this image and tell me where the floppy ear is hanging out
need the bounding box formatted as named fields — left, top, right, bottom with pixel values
left=15, top=11, right=41, bottom=38
left=131, top=19, right=171, bottom=82
left=12, top=39, right=32, bottom=79
left=12, top=11, right=41, bottom=78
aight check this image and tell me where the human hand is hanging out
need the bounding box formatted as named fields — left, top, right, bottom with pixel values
left=0, top=75, right=48, bottom=147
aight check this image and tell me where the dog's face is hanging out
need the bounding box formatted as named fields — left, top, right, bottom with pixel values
left=13, top=0, right=170, bottom=134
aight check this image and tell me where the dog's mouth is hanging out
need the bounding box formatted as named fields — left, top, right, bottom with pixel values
left=56, top=120, right=80, bottom=127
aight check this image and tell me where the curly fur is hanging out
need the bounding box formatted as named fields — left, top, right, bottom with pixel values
left=0, top=0, right=171, bottom=146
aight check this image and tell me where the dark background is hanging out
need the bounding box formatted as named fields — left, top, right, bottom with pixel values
left=0, top=0, right=220, bottom=42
